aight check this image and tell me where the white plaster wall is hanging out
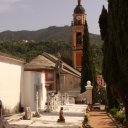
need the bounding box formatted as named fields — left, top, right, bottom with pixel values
left=23, top=71, right=46, bottom=111
left=0, top=61, right=23, bottom=113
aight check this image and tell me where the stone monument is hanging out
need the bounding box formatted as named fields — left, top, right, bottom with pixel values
left=23, top=107, right=31, bottom=120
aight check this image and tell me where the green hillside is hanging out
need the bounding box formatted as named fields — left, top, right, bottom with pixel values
left=0, top=26, right=103, bottom=45
left=0, top=26, right=71, bottom=43
left=0, top=26, right=103, bottom=73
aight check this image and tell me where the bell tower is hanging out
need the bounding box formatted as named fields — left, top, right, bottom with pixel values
left=72, top=0, right=85, bottom=71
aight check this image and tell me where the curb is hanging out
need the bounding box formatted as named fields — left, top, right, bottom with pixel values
left=107, top=113, right=123, bottom=128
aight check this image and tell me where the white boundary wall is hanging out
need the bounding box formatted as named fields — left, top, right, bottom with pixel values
left=0, top=58, right=24, bottom=114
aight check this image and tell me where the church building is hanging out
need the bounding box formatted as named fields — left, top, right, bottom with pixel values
left=72, top=0, right=86, bottom=71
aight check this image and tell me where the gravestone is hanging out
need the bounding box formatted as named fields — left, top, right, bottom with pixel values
left=23, top=107, right=31, bottom=120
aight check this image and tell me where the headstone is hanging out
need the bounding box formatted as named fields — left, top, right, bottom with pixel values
left=57, top=107, right=65, bottom=123
left=23, top=107, right=31, bottom=120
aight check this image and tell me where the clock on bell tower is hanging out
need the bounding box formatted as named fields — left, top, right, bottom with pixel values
left=71, top=0, right=86, bottom=71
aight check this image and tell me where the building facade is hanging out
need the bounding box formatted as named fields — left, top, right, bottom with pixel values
left=23, top=55, right=55, bottom=111
left=23, top=53, right=81, bottom=110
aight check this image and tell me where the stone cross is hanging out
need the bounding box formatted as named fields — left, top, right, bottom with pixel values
left=33, top=92, right=40, bottom=117
left=36, top=92, right=39, bottom=113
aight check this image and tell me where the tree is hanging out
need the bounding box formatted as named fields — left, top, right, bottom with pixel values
left=99, top=5, right=120, bottom=109
left=80, top=20, right=95, bottom=93
left=102, top=0, right=128, bottom=125
left=99, top=5, right=108, bottom=41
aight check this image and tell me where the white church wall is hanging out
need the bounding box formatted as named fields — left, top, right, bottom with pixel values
left=0, top=59, right=24, bottom=114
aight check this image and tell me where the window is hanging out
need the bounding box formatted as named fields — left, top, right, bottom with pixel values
left=76, top=32, right=82, bottom=45
left=47, top=73, right=53, bottom=79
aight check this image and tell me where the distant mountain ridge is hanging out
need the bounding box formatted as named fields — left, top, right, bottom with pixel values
left=0, top=25, right=103, bottom=45
left=0, top=26, right=71, bottom=42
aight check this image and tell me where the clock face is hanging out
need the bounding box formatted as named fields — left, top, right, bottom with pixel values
left=76, top=16, right=81, bottom=20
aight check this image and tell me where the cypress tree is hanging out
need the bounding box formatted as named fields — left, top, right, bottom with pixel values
left=103, top=0, right=128, bottom=125
left=99, top=5, right=120, bottom=109
left=99, top=5, right=108, bottom=41
left=80, top=19, right=94, bottom=93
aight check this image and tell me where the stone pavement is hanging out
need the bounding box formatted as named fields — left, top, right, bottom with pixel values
left=5, top=104, right=119, bottom=128
left=7, top=104, right=87, bottom=128
left=88, top=110, right=118, bottom=128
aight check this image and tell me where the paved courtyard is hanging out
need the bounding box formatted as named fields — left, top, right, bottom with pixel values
left=7, top=104, right=87, bottom=128
left=4, top=104, right=118, bottom=128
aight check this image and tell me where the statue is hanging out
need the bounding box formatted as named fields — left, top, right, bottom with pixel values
left=0, top=100, right=10, bottom=128
left=57, top=107, right=65, bottom=123
left=0, top=100, right=2, bottom=117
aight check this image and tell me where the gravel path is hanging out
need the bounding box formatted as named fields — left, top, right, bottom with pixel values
left=89, top=110, right=117, bottom=128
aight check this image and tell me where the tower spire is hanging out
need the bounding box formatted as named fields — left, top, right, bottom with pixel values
left=78, top=0, right=81, bottom=5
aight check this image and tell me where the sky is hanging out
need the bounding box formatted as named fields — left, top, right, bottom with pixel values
left=0, top=0, right=108, bottom=34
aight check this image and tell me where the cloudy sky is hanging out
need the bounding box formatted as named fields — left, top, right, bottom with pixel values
left=0, top=0, right=108, bottom=34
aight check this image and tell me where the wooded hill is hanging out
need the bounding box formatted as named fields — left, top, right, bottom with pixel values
left=0, top=26, right=103, bottom=74
left=0, top=26, right=103, bottom=45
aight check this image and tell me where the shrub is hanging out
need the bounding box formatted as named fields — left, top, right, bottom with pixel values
left=109, top=108, right=118, bottom=116
left=114, top=110, right=125, bottom=124
left=82, top=124, right=93, bottom=128
left=82, top=115, right=93, bottom=128
left=105, top=105, right=109, bottom=112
